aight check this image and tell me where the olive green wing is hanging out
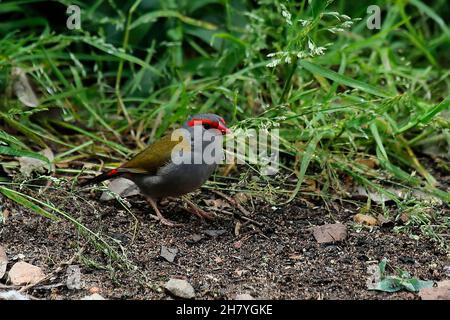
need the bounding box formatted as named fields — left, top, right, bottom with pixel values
left=118, top=131, right=190, bottom=175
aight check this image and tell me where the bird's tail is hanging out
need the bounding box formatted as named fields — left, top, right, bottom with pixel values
left=79, top=169, right=121, bottom=187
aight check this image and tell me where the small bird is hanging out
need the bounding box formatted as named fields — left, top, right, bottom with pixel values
left=80, top=113, right=231, bottom=226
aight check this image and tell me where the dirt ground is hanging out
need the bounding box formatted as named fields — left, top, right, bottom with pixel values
left=0, top=178, right=448, bottom=300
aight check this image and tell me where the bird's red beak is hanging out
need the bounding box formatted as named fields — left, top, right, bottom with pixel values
left=217, top=123, right=231, bottom=135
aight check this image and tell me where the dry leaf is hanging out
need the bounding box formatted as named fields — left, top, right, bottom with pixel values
left=0, top=245, right=7, bottom=279
left=356, top=158, right=378, bottom=169
left=204, top=198, right=231, bottom=209
left=354, top=214, right=378, bottom=226
left=234, top=192, right=249, bottom=204
left=12, top=67, right=39, bottom=107
left=234, top=221, right=242, bottom=236
left=18, top=148, right=54, bottom=177
left=313, top=223, right=347, bottom=244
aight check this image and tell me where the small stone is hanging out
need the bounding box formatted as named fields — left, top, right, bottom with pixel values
left=204, top=229, right=227, bottom=238
left=313, top=223, right=347, bottom=244
left=164, top=278, right=195, bottom=299
left=81, top=293, right=106, bottom=300
left=354, top=214, right=378, bottom=226
left=8, top=261, right=45, bottom=285
left=160, top=246, right=178, bottom=263
left=89, top=286, right=101, bottom=294
left=444, top=265, right=450, bottom=278
left=0, top=245, right=7, bottom=279
left=0, top=290, right=29, bottom=300
left=235, top=293, right=254, bottom=300
left=419, top=281, right=450, bottom=300
left=66, top=265, right=83, bottom=290
left=186, top=234, right=203, bottom=244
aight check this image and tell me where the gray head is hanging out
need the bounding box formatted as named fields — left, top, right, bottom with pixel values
left=183, top=113, right=230, bottom=135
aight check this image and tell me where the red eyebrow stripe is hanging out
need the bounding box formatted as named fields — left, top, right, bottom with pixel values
left=187, top=119, right=217, bottom=128
left=107, top=169, right=119, bottom=176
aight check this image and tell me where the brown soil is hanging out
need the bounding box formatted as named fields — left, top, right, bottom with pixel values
left=0, top=183, right=448, bottom=300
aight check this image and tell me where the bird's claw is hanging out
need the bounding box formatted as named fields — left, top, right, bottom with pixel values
left=150, top=214, right=183, bottom=227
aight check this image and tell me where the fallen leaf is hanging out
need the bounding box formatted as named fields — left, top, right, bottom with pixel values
left=313, top=223, right=347, bottom=244
left=234, top=221, right=242, bottom=237
left=399, top=212, right=410, bottom=223
left=2, top=209, right=9, bottom=223
left=356, top=158, right=378, bottom=169
left=234, top=193, right=249, bottom=204
left=368, top=259, right=433, bottom=293
left=0, top=245, right=7, bottom=279
left=303, top=178, right=317, bottom=192
left=354, top=214, right=378, bottom=226
left=12, top=67, right=39, bottom=107
left=18, top=148, right=54, bottom=177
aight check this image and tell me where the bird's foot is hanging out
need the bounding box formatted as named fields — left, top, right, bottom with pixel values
left=146, top=196, right=183, bottom=227
left=183, top=198, right=215, bottom=220
left=150, top=214, right=183, bottom=227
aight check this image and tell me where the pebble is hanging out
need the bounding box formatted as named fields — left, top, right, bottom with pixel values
left=164, top=278, right=195, bottom=299
left=81, top=293, right=106, bottom=300
left=160, top=246, right=178, bottom=263
left=8, top=261, right=45, bottom=286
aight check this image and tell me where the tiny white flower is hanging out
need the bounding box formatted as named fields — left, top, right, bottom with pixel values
left=280, top=4, right=292, bottom=25
left=266, top=59, right=281, bottom=68
left=298, top=19, right=310, bottom=26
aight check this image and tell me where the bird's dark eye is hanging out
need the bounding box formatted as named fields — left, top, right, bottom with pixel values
left=203, top=124, right=211, bottom=130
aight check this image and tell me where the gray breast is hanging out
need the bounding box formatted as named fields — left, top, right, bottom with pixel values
left=128, top=127, right=222, bottom=199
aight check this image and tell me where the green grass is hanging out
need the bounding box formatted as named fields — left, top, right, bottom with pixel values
left=0, top=0, right=449, bottom=260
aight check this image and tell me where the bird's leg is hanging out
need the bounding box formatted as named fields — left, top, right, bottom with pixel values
left=182, top=197, right=215, bottom=220
left=145, top=196, right=183, bottom=227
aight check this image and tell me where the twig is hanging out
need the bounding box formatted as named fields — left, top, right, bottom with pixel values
left=209, top=207, right=263, bottom=227
left=212, top=190, right=251, bottom=216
